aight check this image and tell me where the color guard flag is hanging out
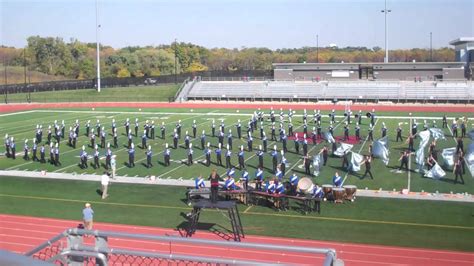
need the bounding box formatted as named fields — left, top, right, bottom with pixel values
left=334, top=143, right=353, bottom=157
left=313, top=153, right=323, bottom=176
left=441, top=147, right=456, bottom=168
left=373, top=136, right=390, bottom=165
left=323, top=132, right=335, bottom=143
left=350, top=152, right=364, bottom=172
left=429, top=128, right=446, bottom=140
left=425, top=163, right=446, bottom=179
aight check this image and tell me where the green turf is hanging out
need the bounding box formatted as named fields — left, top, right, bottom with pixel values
left=1, top=108, right=472, bottom=194
left=0, top=176, right=472, bottom=251
left=4, top=84, right=179, bottom=103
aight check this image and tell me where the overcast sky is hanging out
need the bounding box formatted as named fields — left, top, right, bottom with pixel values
left=1, top=0, right=473, bottom=49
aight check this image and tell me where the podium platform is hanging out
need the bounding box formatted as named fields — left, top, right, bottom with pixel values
left=187, top=200, right=244, bottom=242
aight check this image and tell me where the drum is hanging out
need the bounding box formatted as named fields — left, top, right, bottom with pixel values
left=322, top=185, right=333, bottom=201
left=297, top=177, right=314, bottom=194
left=332, top=187, right=346, bottom=203
left=343, top=185, right=357, bottom=201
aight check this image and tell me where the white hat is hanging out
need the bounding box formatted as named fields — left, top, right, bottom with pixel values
left=238, top=119, right=241, bottom=123
left=112, top=119, right=115, bottom=122
left=95, top=144, right=98, bottom=149
left=259, top=144, right=262, bottom=150
left=144, top=130, right=147, bottom=134
left=281, top=150, right=284, bottom=155
left=135, top=118, right=138, bottom=121
left=193, top=120, right=196, bottom=123
left=85, top=203, right=91, bottom=208
left=55, top=143, right=58, bottom=148
left=229, top=129, right=232, bottom=133
left=178, top=119, right=181, bottom=123
left=295, top=133, right=298, bottom=137
left=313, top=127, right=316, bottom=130
left=54, top=120, right=57, bottom=124
left=126, top=118, right=129, bottom=122
left=189, top=143, right=192, bottom=148
left=162, top=121, right=164, bottom=125
left=11, top=136, right=14, bottom=141
left=173, top=128, right=177, bottom=133
left=62, top=120, right=64, bottom=124
left=152, top=121, right=155, bottom=124
left=131, top=143, right=135, bottom=148
left=146, top=120, right=149, bottom=123
left=97, top=119, right=100, bottom=123
left=240, top=145, right=244, bottom=151
left=82, top=145, right=85, bottom=150
left=75, top=119, right=78, bottom=123
left=48, top=125, right=51, bottom=129
left=102, top=126, right=105, bottom=130
left=273, top=145, right=277, bottom=150
left=185, top=130, right=188, bottom=135
left=202, top=130, right=205, bottom=134
left=207, top=142, right=210, bottom=147
left=69, top=126, right=72, bottom=131
left=107, top=142, right=110, bottom=148
left=148, top=145, right=151, bottom=150
left=263, top=131, right=266, bottom=136
left=5, top=134, right=8, bottom=138
left=304, top=134, right=307, bottom=138
left=165, top=143, right=169, bottom=148
left=33, top=138, right=36, bottom=143
left=36, top=124, right=39, bottom=129
left=25, top=139, right=28, bottom=144
left=87, top=120, right=90, bottom=123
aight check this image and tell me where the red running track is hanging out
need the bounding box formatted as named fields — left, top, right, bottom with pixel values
left=0, top=102, right=473, bottom=114
left=0, top=214, right=472, bottom=266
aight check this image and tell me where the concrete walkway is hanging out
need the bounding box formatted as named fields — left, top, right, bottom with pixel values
left=1, top=170, right=473, bottom=203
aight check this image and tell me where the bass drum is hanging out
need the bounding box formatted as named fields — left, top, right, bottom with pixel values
left=343, top=185, right=357, bottom=202
left=297, top=177, right=314, bottom=194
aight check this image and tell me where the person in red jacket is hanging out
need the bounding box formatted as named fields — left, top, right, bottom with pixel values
left=208, top=169, right=222, bottom=203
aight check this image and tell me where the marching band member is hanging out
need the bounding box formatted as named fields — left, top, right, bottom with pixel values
left=241, top=169, right=249, bottom=190
left=54, top=143, right=60, bottom=166
left=280, top=150, right=287, bottom=176
left=205, top=142, right=212, bottom=167
left=134, top=118, right=139, bottom=137
left=227, top=167, right=236, bottom=178
left=10, top=137, right=16, bottom=160
left=105, top=143, right=112, bottom=169
left=247, top=132, right=253, bottom=151
left=160, top=121, right=165, bottom=139
left=302, top=134, right=308, bottom=156
left=381, top=122, right=387, bottom=138
left=275, top=166, right=283, bottom=181
left=100, top=127, right=106, bottom=148
left=225, top=175, right=236, bottom=191
left=80, top=145, right=88, bottom=169
left=192, top=120, right=197, bottom=138
left=275, top=180, right=285, bottom=194
left=32, top=138, right=38, bottom=161
left=255, top=167, right=264, bottom=191
left=262, top=132, right=268, bottom=152
left=4, top=134, right=10, bottom=157
left=187, top=143, right=194, bottom=166
left=225, top=144, right=232, bottom=169
left=128, top=143, right=135, bottom=167
left=146, top=145, right=153, bottom=168
left=215, top=143, right=222, bottom=166
left=164, top=143, right=171, bottom=166
left=333, top=172, right=342, bottom=187
left=93, top=145, right=100, bottom=169
left=266, top=179, right=276, bottom=194
left=294, top=133, right=300, bottom=154
left=227, top=129, right=233, bottom=150
left=200, top=130, right=206, bottom=149
left=312, top=184, right=324, bottom=198
left=211, top=119, right=216, bottom=137
left=124, top=118, right=130, bottom=136
left=113, top=128, right=118, bottom=148
left=195, top=175, right=205, bottom=189
left=90, top=128, right=96, bottom=148
left=184, top=131, right=190, bottom=149
left=355, top=122, right=361, bottom=141
left=173, top=129, right=179, bottom=149
left=238, top=145, right=245, bottom=170
left=396, top=123, right=403, bottom=142
left=96, top=119, right=101, bottom=137
left=367, top=123, right=374, bottom=141
left=40, top=144, right=45, bottom=163
left=23, top=139, right=29, bottom=160
left=290, top=173, right=299, bottom=195
left=236, top=119, right=242, bottom=139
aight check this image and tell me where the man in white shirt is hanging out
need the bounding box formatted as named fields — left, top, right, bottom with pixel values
left=101, top=172, right=110, bottom=199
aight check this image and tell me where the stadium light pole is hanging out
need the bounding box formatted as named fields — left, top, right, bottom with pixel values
left=96, top=0, right=101, bottom=92
left=316, top=34, right=319, bottom=63
left=430, top=32, right=433, bottom=62
left=174, top=38, right=178, bottom=84
left=381, top=0, right=391, bottom=63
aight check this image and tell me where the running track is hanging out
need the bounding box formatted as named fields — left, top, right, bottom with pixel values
left=0, top=214, right=472, bottom=265
left=0, top=102, right=473, bottom=114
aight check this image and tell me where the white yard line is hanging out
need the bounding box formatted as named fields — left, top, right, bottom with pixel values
left=408, top=118, right=412, bottom=191
left=0, top=110, right=36, bottom=117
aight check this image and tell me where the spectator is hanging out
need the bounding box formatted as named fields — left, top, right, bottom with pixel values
left=101, top=172, right=110, bottom=199
left=82, top=203, right=94, bottom=230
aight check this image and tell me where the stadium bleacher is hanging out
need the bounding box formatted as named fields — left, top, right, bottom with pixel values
left=184, top=80, right=472, bottom=102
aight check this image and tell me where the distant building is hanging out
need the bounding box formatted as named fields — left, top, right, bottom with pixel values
left=449, top=37, right=474, bottom=80
left=273, top=62, right=465, bottom=81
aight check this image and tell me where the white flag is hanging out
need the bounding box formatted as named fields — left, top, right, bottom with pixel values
left=441, top=147, right=456, bottom=168
left=313, top=153, right=323, bottom=176
left=415, top=130, right=431, bottom=168
left=323, top=132, right=335, bottom=144
left=373, top=137, right=390, bottom=165
left=418, top=130, right=431, bottom=149
left=415, top=148, right=425, bottom=167
left=429, top=128, right=446, bottom=140
left=467, top=143, right=474, bottom=177
left=350, top=152, right=364, bottom=172
left=424, top=163, right=446, bottom=179
left=334, top=143, right=353, bottom=157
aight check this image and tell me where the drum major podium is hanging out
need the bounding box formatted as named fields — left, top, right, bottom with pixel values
left=187, top=200, right=245, bottom=242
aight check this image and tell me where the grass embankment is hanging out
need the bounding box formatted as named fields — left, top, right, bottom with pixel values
left=3, top=84, right=179, bottom=103
left=0, top=176, right=472, bottom=251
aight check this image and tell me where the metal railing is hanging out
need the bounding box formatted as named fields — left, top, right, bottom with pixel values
left=26, top=228, right=342, bottom=266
